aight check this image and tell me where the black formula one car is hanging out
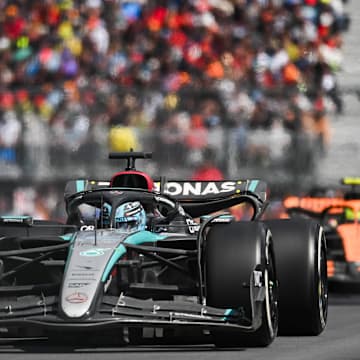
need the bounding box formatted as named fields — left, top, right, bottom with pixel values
left=0, top=152, right=327, bottom=347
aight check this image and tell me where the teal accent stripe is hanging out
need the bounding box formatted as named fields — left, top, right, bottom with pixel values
left=101, top=231, right=166, bottom=282
left=1, top=215, right=32, bottom=219
left=61, top=233, right=76, bottom=241
left=63, top=233, right=76, bottom=272
left=248, top=180, right=259, bottom=192
left=76, top=180, right=85, bottom=193
left=201, top=215, right=233, bottom=220
left=222, top=308, right=234, bottom=321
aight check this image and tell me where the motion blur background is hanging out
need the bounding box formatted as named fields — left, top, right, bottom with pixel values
left=0, top=0, right=358, bottom=220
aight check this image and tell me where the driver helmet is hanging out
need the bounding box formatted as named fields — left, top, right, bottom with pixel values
left=115, top=201, right=146, bottom=232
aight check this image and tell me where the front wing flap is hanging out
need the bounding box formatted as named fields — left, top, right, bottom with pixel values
left=0, top=294, right=258, bottom=332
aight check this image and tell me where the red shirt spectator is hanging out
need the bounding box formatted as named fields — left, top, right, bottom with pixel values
left=191, top=148, right=224, bottom=181
left=4, top=5, right=26, bottom=40
left=191, top=165, right=224, bottom=181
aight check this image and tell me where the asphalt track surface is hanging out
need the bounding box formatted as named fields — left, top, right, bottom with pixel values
left=0, top=293, right=359, bottom=360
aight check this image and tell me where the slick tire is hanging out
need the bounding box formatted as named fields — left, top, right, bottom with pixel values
left=264, top=219, right=328, bottom=335
left=205, top=221, right=278, bottom=347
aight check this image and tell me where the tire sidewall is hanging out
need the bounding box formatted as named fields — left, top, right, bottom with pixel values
left=264, top=219, right=327, bottom=335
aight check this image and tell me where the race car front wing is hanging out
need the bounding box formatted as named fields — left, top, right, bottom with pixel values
left=0, top=293, right=263, bottom=334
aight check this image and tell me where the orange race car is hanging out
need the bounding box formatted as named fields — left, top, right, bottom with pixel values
left=282, top=178, right=360, bottom=285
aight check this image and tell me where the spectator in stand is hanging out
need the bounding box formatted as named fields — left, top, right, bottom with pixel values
left=0, top=92, right=21, bottom=169
left=0, top=0, right=350, bottom=180
left=185, top=114, right=208, bottom=155
left=191, top=148, right=224, bottom=181
left=157, top=111, right=187, bottom=170
left=312, top=109, right=331, bottom=155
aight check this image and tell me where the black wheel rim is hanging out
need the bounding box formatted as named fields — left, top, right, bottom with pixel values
left=264, top=237, right=278, bottom=338
left=318, top=231, right=328, bottom=328
left=267, top=248, right=278, bottom=337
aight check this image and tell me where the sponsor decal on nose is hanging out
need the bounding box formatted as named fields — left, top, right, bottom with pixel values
left=65, top=292, right=88, bottom=304
left=79, top=248, right=111, bottom=257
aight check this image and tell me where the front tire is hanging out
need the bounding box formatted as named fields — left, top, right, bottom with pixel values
left=205, top=222, right=278, bottom=347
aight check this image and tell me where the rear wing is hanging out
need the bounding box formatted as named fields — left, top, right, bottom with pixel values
left=158, top=180, right=267, bottom=218
left=65, top=179, right=267, bottom=203
left=283, top=196, right=345, bottom=213
left=341, top=177, right=360, bottom=200
left=283, top=196, right=360, bottom=215
left=154, top=179, right=267, bottom=202
left=342, top=177, right=360, bottom=186
left=64, top=179, right=267, bottom=219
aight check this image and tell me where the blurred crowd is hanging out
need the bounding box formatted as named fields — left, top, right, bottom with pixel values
left=0, top=0, right=351, bottom=217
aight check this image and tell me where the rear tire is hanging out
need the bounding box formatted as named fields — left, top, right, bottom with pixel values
left=265, top=219, right=328, bottom=335
left=205, top=222, right=278, bottom=347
